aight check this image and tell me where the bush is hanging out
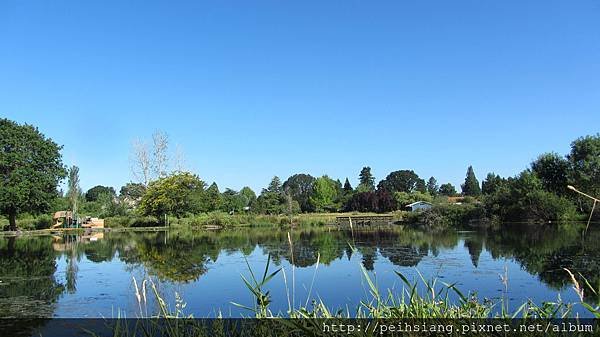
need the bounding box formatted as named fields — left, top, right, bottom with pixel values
left=525, top=190, right=578, bottom=222
left=405, top=203, right=486, bottom=231
left=10, top=214, right=54, bottom=230
left=105, top=216, right=159, bottom=228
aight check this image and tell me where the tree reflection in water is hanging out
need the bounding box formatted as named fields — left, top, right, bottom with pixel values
left=0, top=223, right=598, bottom=321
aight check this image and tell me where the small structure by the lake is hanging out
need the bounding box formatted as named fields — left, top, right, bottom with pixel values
left=405, top=201, right=433, bottom=212
left=335, top=215, right=394, bottom=227
left=51, top=211, right=104, bottom=229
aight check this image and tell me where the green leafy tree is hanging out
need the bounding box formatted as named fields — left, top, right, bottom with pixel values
left=282, top=174, right=316, bottom=212
left=255, top=177, right=285, bottom=214
left=531, top=153, right=570, bottom=196
left=139, top=172, right=206, bottom=218
left=377, top=170, right=425, bottom=194
left=239, top=186, right=257, bottom=208
left=481, top=173, right=506, bottom=195
left=204, top=182, right=223, bottom=212
left=567, top=134, right=600, bottom=200
left=119, top=182, right=146, bottom=203
left=0, top=119, right=67, bottom=230
left=484, top=170, right=576, bottom=222
left=439, top=183, right=457, bottom=196
left=357, top=167, right=375, bottom=192
left=221, top=189, right=247, bottom=213
left=426, top=177, right=439, bottom=196
left=95, top=191, right=126, bottom=217
left=85, top=185, right=116, bottom=202
left=309, top=175, right=339, bottom=212
left=394, top=191, right=433, bottom=209
left=461, top=166, right=481, bottom=196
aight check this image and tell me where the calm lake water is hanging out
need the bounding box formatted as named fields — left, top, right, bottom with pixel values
left=0, top=225, right=598, bottom=318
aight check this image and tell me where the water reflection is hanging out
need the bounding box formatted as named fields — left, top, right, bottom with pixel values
left=0, top=236, right=64, bottom=318
left=0, top=224, right=598, bottom=319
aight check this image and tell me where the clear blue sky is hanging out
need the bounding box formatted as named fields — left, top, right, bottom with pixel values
left=1, top=0, right=599, bottom=193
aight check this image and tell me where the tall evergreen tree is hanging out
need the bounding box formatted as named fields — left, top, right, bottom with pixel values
left=426, top=177, right=439, bottom=195
left=266, top=176, right=283, bottom=194
left=461, top=166, right=481, bottom=196
left=357, top=167, right=375, bottom=192
left=205, top=182, right=222, bottom=211
left=343, top=178, right=353, bottom=192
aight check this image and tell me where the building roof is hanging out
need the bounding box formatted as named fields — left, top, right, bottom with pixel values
left=405, top=201, right=433, bottom=207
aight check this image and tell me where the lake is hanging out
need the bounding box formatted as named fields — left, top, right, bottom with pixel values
left=0, top=224, right=598, bottom=318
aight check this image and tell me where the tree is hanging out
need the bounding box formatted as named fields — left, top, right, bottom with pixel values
left=284, top=191, right=301, bottom=217
left=120, top=183, right=146, bottom=202
left=221, top=189, right=247, bottom=213
left=344, top=192, right=378, bottom=212
left=357, top=167, right=375, bottom=192
left=484, top=170, right=577, bottom=222
left=267, top=176, right=283, bottom=194
left=130, top=139, right=151, bottom=186
left=481, top=173, right=506, bottom=195
left=377, top=170, right=425, bottom=194
left=282, top=174, right=316, bottom=212
left=567, top=134, right=600, bottom=198
left=344, top=190, right=394, bottom=213
left=439, top=183, right=457, bottom=196
left=394, top=191, right=433, bottom=209
left=139, top=172, right=206, bottom=218
left=343, top=178, right=353, bottom=193
left=531, top=153, right=570, bottom=196
left=309, top=176, right=339, bottom=212
left=204, top=182, right=223, bottom=212
left=151, top=130, right=169, bottom=179
left=0, top=119, right=67, bottom=230
left=239, top=186, right=257, bottom=208
left=461, top=166, right=481, bottom=196
left=130, top=130, right=170, bottom=186
left=95, top=191, right=126, bottom=218
left=85, top=185, right=116, bottom=202
left=426, top=177, right=439, bottom=196
left=67, top=166, right=81, bottom=214
left=255, top=177, right=286, bottom=214
left=375, top=189, right=395, bottom=213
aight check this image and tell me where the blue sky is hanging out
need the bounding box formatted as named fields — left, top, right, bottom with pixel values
left=1, top=0, right=599, bottom=193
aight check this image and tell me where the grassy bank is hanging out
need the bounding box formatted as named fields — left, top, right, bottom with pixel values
left=104, top=211, right=406, bottom=229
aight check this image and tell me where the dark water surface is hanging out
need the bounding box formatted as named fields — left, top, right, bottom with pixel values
left=0, top=225, right=598, bottom=318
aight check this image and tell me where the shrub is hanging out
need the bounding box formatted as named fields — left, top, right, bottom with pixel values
left=405, top=203, right=486, bottom=231
left=105, top=216, right=159, bottom=228
left=16, top=214, right=53, bottom=230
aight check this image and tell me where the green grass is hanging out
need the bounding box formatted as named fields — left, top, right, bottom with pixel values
left=103, top=212, right=406, bottom=229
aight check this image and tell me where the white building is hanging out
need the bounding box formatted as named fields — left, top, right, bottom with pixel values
left=405, top=201, right=433, bottom=212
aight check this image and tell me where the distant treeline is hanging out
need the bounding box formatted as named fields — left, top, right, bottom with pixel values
left=1, top=117, right=599, bottom=231
left=61, top=134, right=599, bottom=226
